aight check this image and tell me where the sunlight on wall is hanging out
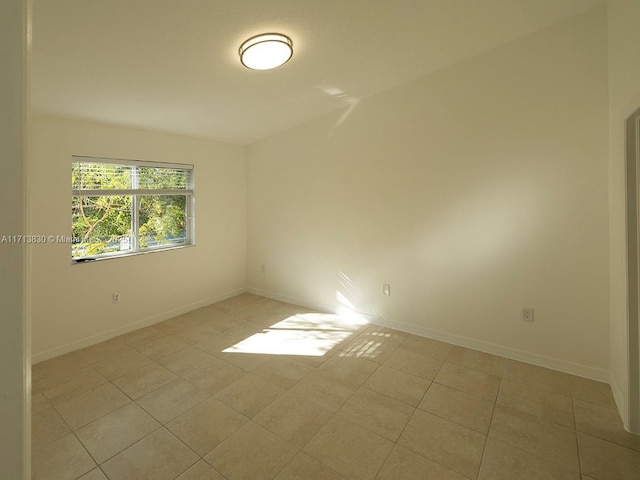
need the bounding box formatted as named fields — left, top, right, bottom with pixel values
left=317, top=84, right=360, bottom=136
left=337, top=270, right=386, bottom=321
left=336, top=287, right=368, bottom=322
left=336, top=290, right=355, bottom=309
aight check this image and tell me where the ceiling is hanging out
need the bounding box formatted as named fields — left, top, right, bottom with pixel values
left=32, top=0, right=604, bottom=145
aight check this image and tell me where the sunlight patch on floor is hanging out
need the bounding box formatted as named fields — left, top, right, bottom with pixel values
left=338, top=331, right=393, bottom=360
left=223, top=312, right=369, bottom=356
left=340, top=339, right=383, bottom=358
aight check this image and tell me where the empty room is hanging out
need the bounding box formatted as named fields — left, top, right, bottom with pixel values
left=2, top=0, right=640, bottom=479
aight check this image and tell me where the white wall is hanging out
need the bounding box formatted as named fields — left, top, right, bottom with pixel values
left=0, top=0, right=28, bottom=477
left=607, top=0, right=640, bottom=431
left=247, top=8, right=610, bottom=380
left=29, top=116, right=247, bottom=361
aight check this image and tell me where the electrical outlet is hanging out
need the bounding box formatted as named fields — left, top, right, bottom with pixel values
left=382, top=284, right=391, bottom=296
left=522, top=307, right=534, bottom=322
left=112, top=292, right=120, bottom=304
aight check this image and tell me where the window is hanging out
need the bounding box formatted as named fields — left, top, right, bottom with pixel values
left=71, top=156, right=194, bottom=262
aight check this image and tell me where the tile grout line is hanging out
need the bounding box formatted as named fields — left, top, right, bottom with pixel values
left=477, top=369, right=503, bottom=479
left=35, top=295, right=631, bottom=480
left=197, top=300, right=312, bottom=479
left=374, top=347, right=478, bottom=479
left=49, top=401, right=101, bottom=478
left=571, top=394, right=585, bottom=478
left=288, top=357, right=387, bottom=475
left=178, top=314, right=374, bottom=478
left=39, top=362, right=169, bottom=470
left=487, top=379, right=585, bottom=477
left=158, top=426, right=205, bottom=480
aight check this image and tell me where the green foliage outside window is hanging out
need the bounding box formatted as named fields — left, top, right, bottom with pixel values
left=72, top=161, right=191, bottom=259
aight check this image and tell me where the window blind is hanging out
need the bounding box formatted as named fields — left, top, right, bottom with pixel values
left=72, top=156, right=193, bottom=196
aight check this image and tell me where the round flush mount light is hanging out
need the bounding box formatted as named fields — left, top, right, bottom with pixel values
left=239, top=33, right=293, bottom=70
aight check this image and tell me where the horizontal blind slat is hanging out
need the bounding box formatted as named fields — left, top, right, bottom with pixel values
left=72, top=158, right=193, bottom=192
left=73, top=189, right=193, bottom=196
left=72, top=155, right=193, bottom=171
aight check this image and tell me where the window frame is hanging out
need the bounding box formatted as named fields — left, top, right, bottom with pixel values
left=71, top=155, right=195, bottom=263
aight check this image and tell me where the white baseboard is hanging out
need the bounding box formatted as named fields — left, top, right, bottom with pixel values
left=384, top=318, right=610, bottom=382
left=36, top=283, right=611, bottom=384
left=247, top=287, right=610, bottom=383
left=247, top=287, right=336, bottom=314
left=31, top=287, right=246, bottom=364
left=610, top=375, right=634, bottom=434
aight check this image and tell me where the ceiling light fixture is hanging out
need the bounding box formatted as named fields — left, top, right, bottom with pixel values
left=239, top=33, right=293, bottom=70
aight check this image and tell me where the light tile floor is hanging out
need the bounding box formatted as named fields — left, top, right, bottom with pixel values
left=31, top=294, right=640, bottom=480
